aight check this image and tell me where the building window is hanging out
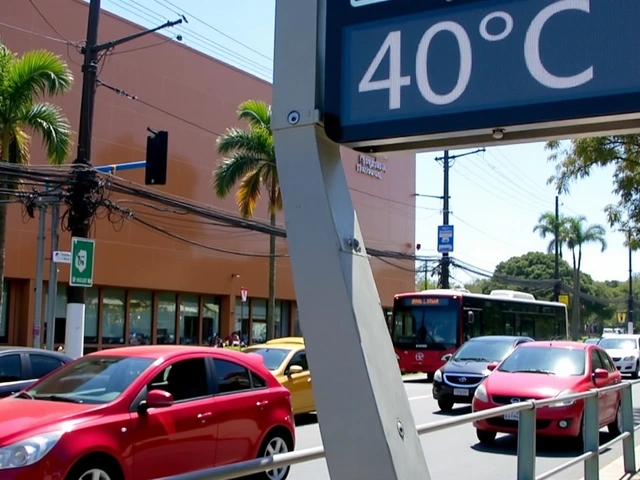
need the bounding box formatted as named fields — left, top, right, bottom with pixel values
left=157, top=293, right=176, bottom=344
left=235, top=297, right=249, bottom=341
left=294, top=305, right=302, bottom=336
left=280, top=301, right=291, bottom=337
left=202, top=296, right=220, bottom=345
left=85, top=288, right=99, bottom=344
left=45, top=285, right=99, bottom=346
left=129, top=290, right=152, bottom=345
left=101, top=288, right=125, bottom=345
left=179, top=294, right=199, bottom=345
left=274, top=300, right=282, bottom=339
left=0, top=281, right=8, bottom=343
left=251, top=299, right=267, bottom=344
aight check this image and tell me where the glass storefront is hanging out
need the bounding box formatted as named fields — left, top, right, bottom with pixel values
left=157, top=293, right=176, bottom=344
left=7, top=281, right=293, bottom=349
left=102, top=288, right=125, bottom=345
left=179, top=294, right=199, bottom=345
left=129, top=290, right=152, bottom=345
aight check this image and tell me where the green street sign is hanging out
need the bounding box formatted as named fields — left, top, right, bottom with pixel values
left=70, top=237, right=95, bottom=287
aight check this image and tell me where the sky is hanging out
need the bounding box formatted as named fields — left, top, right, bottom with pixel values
left=92, top=0, right=630, bottom=283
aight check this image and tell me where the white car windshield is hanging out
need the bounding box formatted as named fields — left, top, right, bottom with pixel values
left=599, top=338, right=638, bottom=350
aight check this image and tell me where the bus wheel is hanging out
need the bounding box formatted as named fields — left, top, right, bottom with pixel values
left=426, top=373, right=434, bottom=382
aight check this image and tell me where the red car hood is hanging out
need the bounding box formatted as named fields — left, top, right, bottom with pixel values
left=485, top=371, right=582, bottom=399
left=0, top=398, right=104, bottom=445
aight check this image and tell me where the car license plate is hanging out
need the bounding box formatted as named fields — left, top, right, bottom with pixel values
left=504, top=412, right=519, bottom=421
left=453, top=388, right=469, bottom=396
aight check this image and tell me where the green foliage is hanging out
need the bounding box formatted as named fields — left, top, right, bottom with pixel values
left=546, top=136, right=640, bottom=246
left=464, top=252, right=620, bottom=324
left=0, top=42, right=74, bottom=164
left=213, top=99, right=281, bottom=217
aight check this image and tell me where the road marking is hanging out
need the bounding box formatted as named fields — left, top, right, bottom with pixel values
left=409, top=395, right=432, bottom=400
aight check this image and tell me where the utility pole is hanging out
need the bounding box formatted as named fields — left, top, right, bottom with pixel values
left=65, top=0, right=182, bottom=358
left=553, top=195, right=560, bottom=302
left=33, top=204, right=46, bottom=348
left=434, top=148, right=485, bottom=289
left=441, top=150, right=451, bottom=289
left=628, top=230, right=634, bottom=334
left=45, top=201, right=60, bottom=351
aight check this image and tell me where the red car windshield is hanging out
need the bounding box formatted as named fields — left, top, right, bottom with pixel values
left=26, top=355, right=155, bottom=404
left=497, top=347, right=585, bottom=376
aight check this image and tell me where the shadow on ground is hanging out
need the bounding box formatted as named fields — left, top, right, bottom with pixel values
left=295, top=413, right=318, bottom=427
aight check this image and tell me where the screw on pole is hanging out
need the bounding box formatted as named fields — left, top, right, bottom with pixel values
left=516, top=404, right=536, bottom=480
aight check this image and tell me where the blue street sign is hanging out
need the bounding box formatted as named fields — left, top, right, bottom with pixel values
left=324, top=0, right=640, bottom=153
left=438, top=225, right=454, bottom=253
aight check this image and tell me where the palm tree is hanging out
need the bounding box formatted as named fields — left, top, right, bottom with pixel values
left=0, top=43, right=73, bottom=323
left=533, top=211, right=569, bottom=258
left=212, top=100, right=281, bottom=341
left=564, top=216, right=607, bottom=340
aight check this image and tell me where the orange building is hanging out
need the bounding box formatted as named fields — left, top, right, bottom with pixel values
left=0, top=0, right=416, bottom=352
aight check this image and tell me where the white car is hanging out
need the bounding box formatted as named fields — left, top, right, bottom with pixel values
left=599, top=334, right=640, bottom=378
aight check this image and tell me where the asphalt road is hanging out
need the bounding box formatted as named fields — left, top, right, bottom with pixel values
left=287, top=376, right=640, bottom=480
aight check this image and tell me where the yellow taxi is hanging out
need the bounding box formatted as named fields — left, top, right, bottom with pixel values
left=244, top=337, right=315, bottom=415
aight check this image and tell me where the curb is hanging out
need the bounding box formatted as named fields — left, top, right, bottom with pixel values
left=576, top=445, right=640, bottom=480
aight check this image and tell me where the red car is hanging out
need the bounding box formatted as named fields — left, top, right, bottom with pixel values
left=472, top=341, right=622, bottom=445
left=0, top=346, right=295, bottom=480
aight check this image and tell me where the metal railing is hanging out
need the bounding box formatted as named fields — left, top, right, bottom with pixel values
left=155, top=380, right=640, bottom=480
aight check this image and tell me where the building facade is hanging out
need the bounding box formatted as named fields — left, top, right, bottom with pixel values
left=0, top=0, right=416, bottom=352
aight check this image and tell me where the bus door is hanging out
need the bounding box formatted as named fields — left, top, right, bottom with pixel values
left=463, top=308, right=483, bottom=341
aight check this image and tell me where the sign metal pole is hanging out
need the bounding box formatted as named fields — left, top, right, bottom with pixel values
left=272, top=1, right=431, bottom=478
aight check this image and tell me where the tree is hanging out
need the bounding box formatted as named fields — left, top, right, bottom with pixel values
left=0, top=43, right=73, bottom=324
left=546, top=136, right=640, bottom=245
left=564, top=216, right=607, bottom=339
left=533, top=211, right=569, bottom=258
left=464, top=252, right=616, bottom=325
left=213, top=100, right=281, bottom=341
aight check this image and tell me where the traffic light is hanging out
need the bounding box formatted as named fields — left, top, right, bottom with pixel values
left=145, top=129, right=168, bottom=185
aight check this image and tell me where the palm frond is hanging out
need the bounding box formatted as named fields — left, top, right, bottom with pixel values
left=212, top=152, right=262, bottom=199
left=9, top=128, right=30, bottom=164
left=6, top=49, right=73, bottom=110
left=216, top=127, right=274, bottom=160
left=21, top=103, right=72, bottom=164
left=236, top=169, right=263, bottom=217
left=237, top=100, right=271, bottom=130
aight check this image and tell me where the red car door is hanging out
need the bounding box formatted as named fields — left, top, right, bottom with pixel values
left=590, top=349, right=619, bottom=424
left=211, top=357, right=271, bottom=466
left=130, top=356, right=217, bottom=480
left=595, top=349, right=622, bottom=424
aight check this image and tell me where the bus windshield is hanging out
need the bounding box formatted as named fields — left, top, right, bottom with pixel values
left=393, top=296, right=459, bottom=349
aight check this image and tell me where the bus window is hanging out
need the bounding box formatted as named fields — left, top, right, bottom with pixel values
left=535, top=315, right=554, bottom=339
left=463, top=309, right=482, bottom=340
left=392, top=298, right=459, bottom=349
left=519, top=314, right=535, bottom=338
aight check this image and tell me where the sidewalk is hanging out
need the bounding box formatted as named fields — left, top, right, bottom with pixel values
left=577, top=445, right=640, bottom=479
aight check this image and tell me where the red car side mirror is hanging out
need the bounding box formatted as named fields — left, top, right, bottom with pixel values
left=487, top=362, right=498, bottom=371
left=593, top=368, right=609, bottom=380
left=144, top=389, right=174, bottom=410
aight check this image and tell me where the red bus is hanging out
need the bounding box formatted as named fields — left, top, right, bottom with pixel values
left=391, top=289, right=568, bottom=380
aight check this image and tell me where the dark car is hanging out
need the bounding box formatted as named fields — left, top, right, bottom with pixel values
left=432, top=335, right=533, bottom=411
left=0, top=347, right=72, bottom=398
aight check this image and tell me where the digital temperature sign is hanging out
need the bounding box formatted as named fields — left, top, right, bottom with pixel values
left=323, top=0, right=640, bottom=153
